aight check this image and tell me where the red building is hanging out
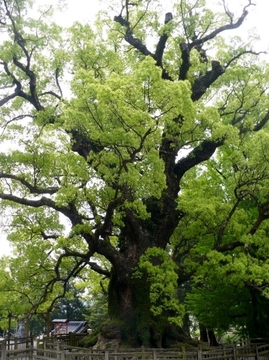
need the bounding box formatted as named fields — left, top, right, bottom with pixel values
left=52, top=319, right=69, bottom=334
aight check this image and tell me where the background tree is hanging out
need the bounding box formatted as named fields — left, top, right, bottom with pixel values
left=0, top=0, right=269, bottom=347
left=50, top=283, right=90, bottom=321
left=182, top=130, right=269, bottom=339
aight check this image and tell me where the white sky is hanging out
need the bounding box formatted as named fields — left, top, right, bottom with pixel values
left=0, top=0, right=268, bottom=256
left=53, top=0, right=269, bottom=57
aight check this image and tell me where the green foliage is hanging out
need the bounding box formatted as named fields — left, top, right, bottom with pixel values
left=175, top=129, right=269, bottom=337
left=134, top=247, right=183, bottom=325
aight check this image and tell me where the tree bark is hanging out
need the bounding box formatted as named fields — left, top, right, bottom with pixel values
left=102, top=218, right=191, bottom=347
left=106, top=266, right=189, bottom=347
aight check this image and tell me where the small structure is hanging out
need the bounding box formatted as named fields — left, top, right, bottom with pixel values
left=52, top=319, right=88, bottom=334
left=52, top=319, right=69, bottom=334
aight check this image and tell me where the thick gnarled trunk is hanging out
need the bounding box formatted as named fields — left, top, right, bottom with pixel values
left=103, top=221, right=188, bottom=348
left=106, top=266, right=187, bottom=347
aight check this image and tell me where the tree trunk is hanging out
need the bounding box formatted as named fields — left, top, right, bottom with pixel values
left=199, top=324, right=208, bottom=343
left=97, top=201, right=188, bottom=347
left=106, top=264, right=153, bottom=347
left=103, top=263, right=189, bottom=347
left=208, top=330, right=219, bottom=346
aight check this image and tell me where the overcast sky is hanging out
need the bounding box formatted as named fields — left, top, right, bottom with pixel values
left=0, top=0, right=268, bottom=256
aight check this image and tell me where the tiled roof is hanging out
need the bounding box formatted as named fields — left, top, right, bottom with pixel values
left=52, top=319, right=68, bottom=323
left=52, top=320, right=88, bottom=334
left=67, top=321, right=88, bottom=333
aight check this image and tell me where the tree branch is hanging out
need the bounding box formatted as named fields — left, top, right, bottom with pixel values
left=248, top=201, right=269, bottom=236
left=0, top=192, right=84, bottom=227
left=0, top=172, right=59, bottom=195
left=2, top=0, right=45, bottom=111
left=215, top=198, right=241, bottom=248
left=55, top=67, right=63, bottom=99
left=174, top=139, right=224, bottom=180
left=179, top=43, right=191, bottom=80
left=88, top=261, right=110, bottom=277
left=12, top=57, right=44, bottom=110
left=114, top=14, right=154, bottom=58
left=253, top=112, right=269, bottom=132
left=191, top=61, right=225, bottom=101
left=215, top=240, right=244, bottom=253
left=114, top=12, right=172, bottom=80
left=225, top=50, right=265, bottom=69
left=189, top=3, right=252, bottom=51
left=40, top=91, right=62, bottom=101
left=155, top=13, right=173, bottom=67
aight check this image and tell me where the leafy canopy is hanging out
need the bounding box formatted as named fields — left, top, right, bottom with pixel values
left=0, top=0, right=269, bottom=340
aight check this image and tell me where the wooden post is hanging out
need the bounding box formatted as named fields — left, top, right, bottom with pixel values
left=198, top=346, right=202, bottom=360
left=57, top=341, right=61, bottom=360
left=25, top=316, right=30, bottom=348
left=255, top=344, right=259, bottom=360
left=7, top=313, right=11, bottom=351
left=105, top=350, right=109, bottom=360
left=233, top=344, right=236, bottom=360
left=142, top=346, right=145, bottom=360
left=28, top=345, right=33, bottom=360
left=61, top=349, right=66, bottom=360
left=46, top=312, right=51, bottom=337
left=183, top=345, right=186, bottom=360
left=153, top=350, right=157, bottom=360
left=1, top=348, right=6, bottom=360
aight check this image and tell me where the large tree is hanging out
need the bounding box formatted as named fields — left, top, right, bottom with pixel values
left=0, top=0, right=269, bottom=346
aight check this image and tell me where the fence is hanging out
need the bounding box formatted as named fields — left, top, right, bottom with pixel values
left=36, top=334, right=86, bottom=348
left=1, top=339, right=269, bottom=360
left=0, top=334, right=85, bottom=350
left=0, top=337, right=33, bottom=351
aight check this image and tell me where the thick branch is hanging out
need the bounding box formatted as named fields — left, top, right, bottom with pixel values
left=179, top=43, right=191, bottom=80
left=71, top=130, right=104, bottom=159
left=95, top=240, right=127, bottom=278
left=0, top=59, right=43, bottom=110
left=12, top=57, right=44, bottom=110
left=216, top=241, right=245, bottom=252
left=248, top=201, right=269, bottom=236
left=155, top=13, right=173, bottom=67
left=0, top=172, right=59, bottom=195
left=174, top=139, right=224, bottom=180
left=40, top=91, right=62, bottom=101
left=114, top=13, right=172, bottom=80
left=182, top=3, right=253, bottom=85
left=0, top=92, right=18, bottom=107
left=253, top=112, right=269, bottom=132
left=55, top=67, right=63, bottom=99
left=0, top=193, right=83, bottom=226
left=191, top=61, right=225, bottom=101
left=41, top=231, right=58, bottom=240
left=1, top=2, right=47, bottom=111
left=0, top=61, right=26, bottom=105
left=189, top=5, right=251, bottom=50
left=88, top=261, right=110, bottom=277
left=114, top=14, right=154, bottom=57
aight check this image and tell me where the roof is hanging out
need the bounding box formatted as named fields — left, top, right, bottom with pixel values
left=52, top=319, right=68, bottom=323
left=67, top=321, right=88, bottom=333
left=52, top=320, right=88, bottom=334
